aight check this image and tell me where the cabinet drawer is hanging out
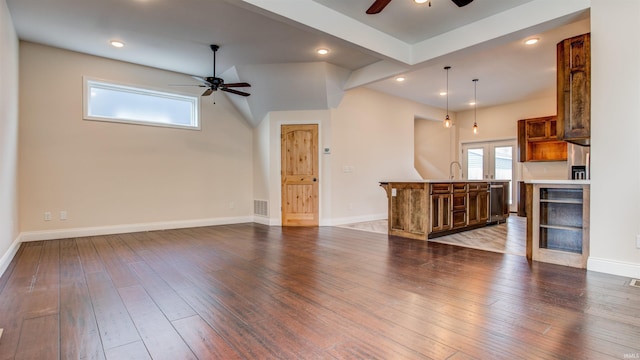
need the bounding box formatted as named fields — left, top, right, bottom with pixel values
left=453, top=183, right=467, bottom=193
left=431, top=183, right=451, bottom=194
left=468, top=183, right=488, bottom=191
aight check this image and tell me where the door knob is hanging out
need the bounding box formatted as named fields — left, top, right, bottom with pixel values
left=313, top=178, right=317, bottom=182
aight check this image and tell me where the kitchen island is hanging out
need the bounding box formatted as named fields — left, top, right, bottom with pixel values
left=379, top=180, right=509, bottom=241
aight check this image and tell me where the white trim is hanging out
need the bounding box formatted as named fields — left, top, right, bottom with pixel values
left=323, top=213, right=387, bottom=227
left=20, top=216, right=253, bottom=242
left=587, top=257, right=640, bottom=279
left=0, top=235, right=21, bottom=279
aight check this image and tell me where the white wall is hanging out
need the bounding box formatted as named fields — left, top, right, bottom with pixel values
left=328, top=88, right=446, bottom=223
left=0, top=0, right=19, bottom=276
left=588, top=0, right=640, bottom=277
left=18, top=43, right=254, bottom=237
left=414, top=117, right=456, bottom=180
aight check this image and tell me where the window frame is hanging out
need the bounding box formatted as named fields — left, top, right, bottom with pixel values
left=83, top=77, right=200, bottom=130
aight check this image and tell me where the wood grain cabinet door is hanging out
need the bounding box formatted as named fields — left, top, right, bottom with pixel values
left=281, top=124, right=319, bottom=226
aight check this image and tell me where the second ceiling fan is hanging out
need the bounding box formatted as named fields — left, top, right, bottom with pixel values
left=366, top=0, right=473, bottom=14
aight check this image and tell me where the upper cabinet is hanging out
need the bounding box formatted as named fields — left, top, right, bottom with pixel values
left=557, top=33, right=591, bottom=146
left=517, top=116, right=567, bottom=162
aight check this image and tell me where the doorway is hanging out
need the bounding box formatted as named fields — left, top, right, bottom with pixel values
left=280, top=124, right=319, bottom=226
left=461, top=139, right=518, bottom=212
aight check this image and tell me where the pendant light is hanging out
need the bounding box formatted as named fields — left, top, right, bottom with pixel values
left=443, top=66, right=452, bottom=128
left=472, top=78, right=479, bottom=135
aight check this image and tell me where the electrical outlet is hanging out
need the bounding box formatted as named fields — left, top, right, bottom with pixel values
left=60, top=211, right=67, bottom=220
left=44, top=212, right=52, bottom=221
left=229, top=202, right=235, bottom=209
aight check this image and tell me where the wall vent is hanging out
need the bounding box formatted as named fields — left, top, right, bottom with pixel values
left=630, top=279, right=640, bottom=288
left=254, top=200, right=269, bottom=217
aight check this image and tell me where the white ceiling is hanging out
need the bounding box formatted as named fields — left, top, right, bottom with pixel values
left=6, top=0, right=591, bottom=125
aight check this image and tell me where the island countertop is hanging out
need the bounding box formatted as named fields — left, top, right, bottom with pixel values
left=380, top=179, right=499, bottom=184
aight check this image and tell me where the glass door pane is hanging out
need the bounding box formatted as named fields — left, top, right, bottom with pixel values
left=466, top=147, right=484, bottom=180
left=494, top=146, right=513, bottom=206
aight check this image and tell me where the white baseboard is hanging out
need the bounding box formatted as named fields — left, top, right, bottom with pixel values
left=588, top=257, right=640, bottom=279
left=324, top=213, right=387, bottom=227
left=252, top=216, right=281, bottom=226
left=0, top=235, right=21, bottom=279
left=20, top=216, right=254, bottom=242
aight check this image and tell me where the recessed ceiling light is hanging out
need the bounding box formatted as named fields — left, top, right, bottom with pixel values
left=110, top=40, right=125, bottom=48
left=414, top=0, right=429, bottom=3
left=317, top=48, right=329, bottom=55
left=396, top=77, right=406, bottom=82
left=469, top=101, right=476, bottom=106
left=440, top=91, right=447, bottom=96
left=524, top=37, right=539, bottom=45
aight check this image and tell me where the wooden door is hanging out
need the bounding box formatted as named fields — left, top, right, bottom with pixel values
left=281, top=124, right=319, bottom=226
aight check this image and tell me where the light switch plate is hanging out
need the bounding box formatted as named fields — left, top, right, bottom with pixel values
left=636, top=234, right=640, bottom=249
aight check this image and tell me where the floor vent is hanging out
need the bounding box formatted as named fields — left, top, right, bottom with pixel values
left=254, top=200, right=269, bottom=217
left=630, top=279, right=640, bottom=288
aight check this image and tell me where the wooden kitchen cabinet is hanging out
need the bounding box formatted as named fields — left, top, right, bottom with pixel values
left=467, top=183, right=489, bottom=225
left=430, top=183, right=452, bottom=233
left=386, top=182, right=428, bottom=240
left=557, top=33, right=590, bottom=146
left=451, top=183, right=467, bottom=229
left=517, top=116, right=567, bottom=162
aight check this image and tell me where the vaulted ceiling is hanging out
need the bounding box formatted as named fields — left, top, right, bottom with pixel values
left=7, top=0, right=590, bottom=126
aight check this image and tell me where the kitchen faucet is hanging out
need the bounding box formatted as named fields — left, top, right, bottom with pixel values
left=449, top=161, right=462, bottom=180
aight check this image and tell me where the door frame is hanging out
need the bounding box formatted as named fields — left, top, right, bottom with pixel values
left=460, top=138, right=520, bottom=212
left=278, top=121, right=323, bottom=226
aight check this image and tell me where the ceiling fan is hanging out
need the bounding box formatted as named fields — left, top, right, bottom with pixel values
left=190, top=44, right=251, bottom=97
left=366, top=0, right=473, bottom=14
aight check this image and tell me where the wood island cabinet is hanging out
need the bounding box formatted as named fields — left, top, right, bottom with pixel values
left=380, top=180, right=507, bottom=241
left=467, top=182, right=489, bottom=225
left=430, top=184, right=452, bottom=233
left=557, top=33, right=590, bottom=146
left=517, top=116, right=567, bottom=162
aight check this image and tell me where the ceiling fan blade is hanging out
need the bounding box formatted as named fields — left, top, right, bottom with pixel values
left=222, top=82, right=251, bottom=88
left=169, top=84, right=206, bottom=87
left=451, top=0, right=473, bottom=7
left=221, top=87, right=250, bottom=97
left=202, top=88, right=213, bottom=96
left=366, top=0, right=392, bottom=14
left=192, top=75, right=212, bottom=86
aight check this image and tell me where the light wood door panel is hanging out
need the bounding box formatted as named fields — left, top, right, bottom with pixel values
left=281, top=124, right=319, bottom=226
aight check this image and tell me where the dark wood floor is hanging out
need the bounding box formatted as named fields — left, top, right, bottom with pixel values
left=0, top=223, right=639, bottom=359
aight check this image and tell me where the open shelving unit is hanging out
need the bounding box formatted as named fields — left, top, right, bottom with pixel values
left=531, top=184, right=590, bottom=268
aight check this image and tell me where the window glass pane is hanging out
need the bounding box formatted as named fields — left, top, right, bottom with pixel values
left=85, top=79, right=199, bottom=129
left=467, top=148, right=483, bottom=180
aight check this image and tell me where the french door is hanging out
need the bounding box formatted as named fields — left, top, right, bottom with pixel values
left=461, top=140, right=517, bottom=212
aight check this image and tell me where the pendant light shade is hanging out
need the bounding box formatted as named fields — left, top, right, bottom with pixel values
left=472, top=78, right=479, bottom=135
left=443, top=66, right=451, bottom=128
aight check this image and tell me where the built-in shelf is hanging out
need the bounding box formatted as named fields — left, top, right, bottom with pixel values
left=527, top=183, right=590, bottom=268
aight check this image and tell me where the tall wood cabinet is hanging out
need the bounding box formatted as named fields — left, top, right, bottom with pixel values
left=557, top=33, right=591, bottom=146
